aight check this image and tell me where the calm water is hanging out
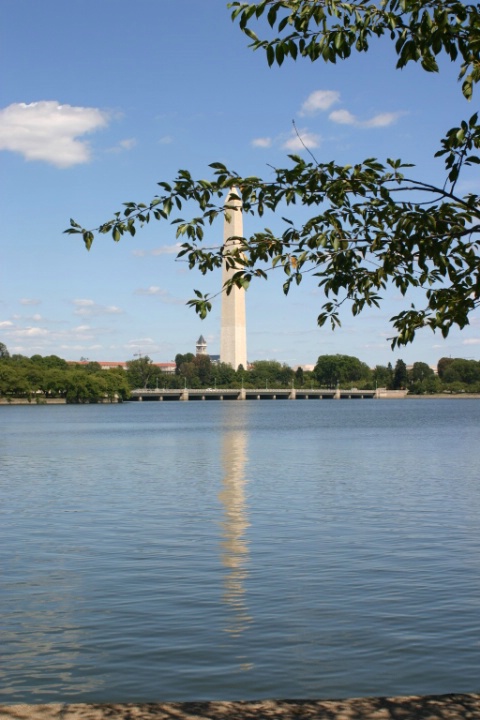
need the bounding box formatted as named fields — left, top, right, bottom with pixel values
left=1, top=400, right=480, bottom=703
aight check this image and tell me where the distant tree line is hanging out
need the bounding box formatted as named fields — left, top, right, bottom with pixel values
left=123, top=352, right=480, bottom=394
left=0, top=345, right=129, bottom=403
left=1, top=342, right=480, bottom=401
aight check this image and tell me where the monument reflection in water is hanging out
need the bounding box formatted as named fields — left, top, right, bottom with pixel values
left=218, top=423, right=252, bottom=645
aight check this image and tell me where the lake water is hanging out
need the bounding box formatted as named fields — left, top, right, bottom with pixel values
left=1, top=400, right=479, bottom=704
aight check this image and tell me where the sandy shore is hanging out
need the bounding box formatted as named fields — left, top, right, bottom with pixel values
left=1, top=694, right=480, bottom=720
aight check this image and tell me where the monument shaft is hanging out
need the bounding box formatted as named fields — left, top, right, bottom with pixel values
left=220, top=191, right=247, bottom=370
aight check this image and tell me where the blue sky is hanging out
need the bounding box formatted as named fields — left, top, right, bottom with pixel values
left=1, top=0, right=479, bottom=368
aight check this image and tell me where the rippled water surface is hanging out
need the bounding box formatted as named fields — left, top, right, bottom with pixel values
left=1, top=400, right=480, bottom=703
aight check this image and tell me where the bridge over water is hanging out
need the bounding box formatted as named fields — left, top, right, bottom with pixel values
left=129, top=388, right=403, bottom=401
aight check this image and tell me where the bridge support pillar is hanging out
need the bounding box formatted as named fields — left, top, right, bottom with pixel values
left=180, top=391, right=189, bottom=401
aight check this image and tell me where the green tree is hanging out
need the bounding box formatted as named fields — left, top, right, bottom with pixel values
left=36, top=354, right=69, bottom=370
left=421, top=375, right=443, bottom=394
left=64, top=371, right=106, bottom=404
left=194, top=354, right=213, bottom=386
left=392, top=359, right=408, bottom=389
left=0, top=343, right=9, bottom=359
left=0, top=365, right=31, bottom=398
left=68, top=0, right=480, bottom=347
left=314, top=354, right=372, bottom=387
left=216, top=362, right=237, bottom=386
left=248, top=360, right=293, bottom=387
left=409, top=361, right=435, bottom=383
left=101, top=370, right=130, bottom=401
left=126, top=356, right=155, bottom=388
left=42, top=368, right=67, bottom=398
left=295, top=366, right=304, bottom=387
left=437, top=356, right=454, bottom=378
left=175, top=353, right=195, bottom=375
left=443, top=357, right=480, bottom=384
left=82, top=361, right=103, bottom=374
left=407, top=361, right=436, bottom=392
left=373, top=365, right=393, bottom=389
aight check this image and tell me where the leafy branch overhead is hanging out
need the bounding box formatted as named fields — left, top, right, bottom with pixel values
left=65, top=0, right=480, bottom=347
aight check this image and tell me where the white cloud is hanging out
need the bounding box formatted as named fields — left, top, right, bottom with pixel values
left=159, top=135, right=173, bottom=144
left=132, top=243, right=181, bottom=257
left=252, top=137, right=272, bottom=148
left=0, top=320, right=14, bottom=328
left=282, top=129, right=321, bottom=151
left=462, top=338, right=480, bottom=345
left=299, top=90, right=340, bottom=116
left=134, top=286, right=184, bottom=305
left=13, top=327, right=50, bottom=337
left=106, top=137, right=137, bottom=154
left=363, top=112, right=403, bottom=128
left=72, top=299, right=123, bottom=317
left=124, top=338, right=159, bottom=354
left=329, top=109, right=357, bottom=125
left=20, top=298, right=41, bottom=306
left=135, top=286, right=167, bottom=296
left=119, top=137, right=136, bottom=150
left=11, top=312, right=42, bottom=322
left=329, top=108, right=403, bottom=128
left=0, top=101, right=109, bottom=167
left=152, top=244, right=182, bottom=256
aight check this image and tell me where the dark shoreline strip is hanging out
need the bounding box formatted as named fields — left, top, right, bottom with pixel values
left=1, top=693, right=480, bottom=719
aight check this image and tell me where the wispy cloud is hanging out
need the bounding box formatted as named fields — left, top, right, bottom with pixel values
left=132, top=243, right=181, bottom=257
left=329, top=109, right=403, bottom=128
left=159, top=135, right=173, bottom=144
left=119, top=137, right=136, bottom=150
left=329, top=109, right=357, bottom=125
left=12, top=327, right=50, bottom=338
left=20, top=298, right=41, bottom=306
left=134, top=286, right=184, bottom=305
left=282, top=128, right=321, bottom=151
left=462, top=338, right=480, bottom=345
left=251, top=137, right=272, bottom=148
left=123, top=337, right=170, bottom=356
left=16, top=313, right=43, bottom=322
left=72, top=299, right=124, bottom=317
left=0, top=101, right=110, bottom=167
left=108, top=137, right=137, bottom=154
left=299, top=90, right=340, bottom=116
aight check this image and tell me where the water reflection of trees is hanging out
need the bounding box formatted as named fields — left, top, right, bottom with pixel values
left=218, top=426, right=252, bottom=639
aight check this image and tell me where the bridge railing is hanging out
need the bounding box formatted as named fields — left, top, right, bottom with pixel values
left=130, top=387, right=384, bottom=401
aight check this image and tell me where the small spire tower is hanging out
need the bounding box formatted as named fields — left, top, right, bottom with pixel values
left=196, top=335, right=207, bottom=356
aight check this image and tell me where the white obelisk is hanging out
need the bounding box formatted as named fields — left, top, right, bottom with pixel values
left=220, top=190, right=247, bottom=370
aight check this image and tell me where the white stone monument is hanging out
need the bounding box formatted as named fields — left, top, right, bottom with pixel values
left=220, top=190, right=247, bottom=370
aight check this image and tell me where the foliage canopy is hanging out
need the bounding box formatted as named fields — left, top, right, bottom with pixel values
left=66, top=0, right=480, bottom=348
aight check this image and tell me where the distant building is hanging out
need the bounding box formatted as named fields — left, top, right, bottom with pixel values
left=294, top=364, right=315, bottom=372
left=196, top=335, right=207, bottom=356
left=154, top=363, right=176, bottom=374
left=73, top=360, right=176, bottom=374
